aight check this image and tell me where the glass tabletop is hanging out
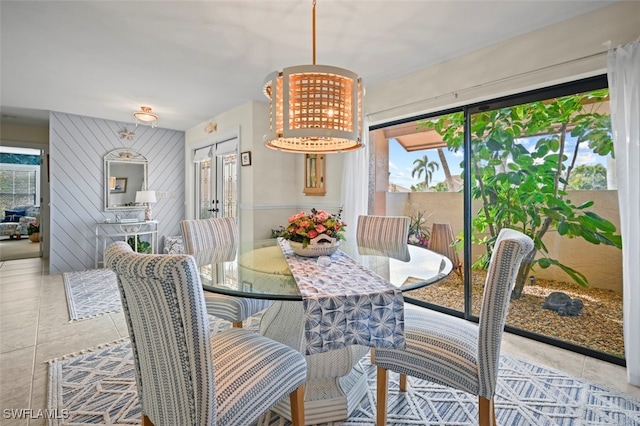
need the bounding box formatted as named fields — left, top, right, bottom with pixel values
left=198, top=239, right=453, bottom=301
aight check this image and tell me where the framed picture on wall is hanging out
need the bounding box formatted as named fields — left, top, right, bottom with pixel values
left=241, top=151, right=252, bottom=166
left=110, top=177, right=127, bottom=193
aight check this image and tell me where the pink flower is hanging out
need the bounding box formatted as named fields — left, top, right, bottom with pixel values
left=299, top=221, right=310, bottom=228
left=315, top=224, right=326, bottom=233
left=308, top=229, right=318, bottom=238
left=315, top=210, right=329, bottom=222
left=334, top=224, right=341, bottom=231
left=288, top=211, right=307, bottom=222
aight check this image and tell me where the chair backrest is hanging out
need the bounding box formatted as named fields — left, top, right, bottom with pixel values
left=477, top=228, right=534, bottom=398
left=105, top=241, right=216, bottom=425
left=356, top=215, right=411, bottom=261
left=180, top=217, right=238, bottom=265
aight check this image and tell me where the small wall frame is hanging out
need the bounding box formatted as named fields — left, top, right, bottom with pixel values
left=303, top=154, right=326, bottom=196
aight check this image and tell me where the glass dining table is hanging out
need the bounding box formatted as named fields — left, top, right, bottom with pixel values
left=196, top=238, right=453, bottom=424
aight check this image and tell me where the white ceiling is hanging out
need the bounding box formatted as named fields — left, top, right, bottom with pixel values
left=0, top=0, right=615, bottom=131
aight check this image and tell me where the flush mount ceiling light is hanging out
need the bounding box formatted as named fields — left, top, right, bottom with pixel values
left=133, top=106, right=158, bottom=128
left=263, top=0, right=364, bottom=153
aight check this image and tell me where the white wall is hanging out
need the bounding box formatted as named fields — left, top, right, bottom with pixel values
left=366, top=1, right=639, bottom=124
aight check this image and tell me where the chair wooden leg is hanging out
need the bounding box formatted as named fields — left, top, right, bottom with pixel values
left=232, top=321, right=243, bottom=328
left=399, top=373, right=407, bottom=392
left=141, top=414, right=154, bottom=426
left=478, top=396, right=496, bottom=426
left=376, top=366, right=388, bottom=426
left=290, top=385, right=305, bottom=426
left=370, top=348, right=375, bottom=364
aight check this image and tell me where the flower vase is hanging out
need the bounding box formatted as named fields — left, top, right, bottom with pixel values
left=289, top=235, right=339, bottom=257
left=29, top=232, right=40, bottom=243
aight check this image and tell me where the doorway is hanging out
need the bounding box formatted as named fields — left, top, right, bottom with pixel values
left=193, top=138, right=238, bottom=220
left=0, top=146, right=42, bottom=261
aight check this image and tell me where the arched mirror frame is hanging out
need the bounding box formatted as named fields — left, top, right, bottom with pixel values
left=104, top=148, right=148, bottom=211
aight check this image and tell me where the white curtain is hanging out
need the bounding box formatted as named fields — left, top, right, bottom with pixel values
left=341, top=117, right=370, bottom=242
left=607, top=40, right=640, bottom=386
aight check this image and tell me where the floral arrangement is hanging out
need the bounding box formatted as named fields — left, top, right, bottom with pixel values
left=276, top=208, right=346, bottom=248
left=27, top=221, right=39, bottom=235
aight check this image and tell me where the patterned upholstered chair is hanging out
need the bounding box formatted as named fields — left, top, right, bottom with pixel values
left=105, top=241, right=307, bottom=426
left=180, top=217, right=272, bottom=328
left=356, top=215, right=411, bottom=261
left=374, top=228, right=534, bottom=426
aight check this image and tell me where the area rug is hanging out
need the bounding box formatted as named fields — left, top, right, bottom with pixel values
left=63, top=269, right=121, bottom=321
left=48, top=317, right=640, bottom=426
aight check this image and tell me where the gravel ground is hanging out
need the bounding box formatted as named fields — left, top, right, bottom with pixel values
left=405, top=271, right=624, bottom=358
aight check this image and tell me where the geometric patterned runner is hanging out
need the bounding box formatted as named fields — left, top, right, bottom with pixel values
left=63, top=269, right=121, bottom=321
left=48, top=314, right=640, bottom=426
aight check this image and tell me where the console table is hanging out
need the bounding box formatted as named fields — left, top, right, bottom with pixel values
left=94, top=220, right=158, bottom=268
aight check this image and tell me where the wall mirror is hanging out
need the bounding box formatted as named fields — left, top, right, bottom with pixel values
left=104, top=148, right=148, bottom=211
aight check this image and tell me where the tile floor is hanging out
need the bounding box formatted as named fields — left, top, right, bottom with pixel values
left=1, top=256, right=639, bottom=426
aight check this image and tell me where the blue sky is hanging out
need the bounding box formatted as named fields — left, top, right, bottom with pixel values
left=389, top=136, right=609, bottom=190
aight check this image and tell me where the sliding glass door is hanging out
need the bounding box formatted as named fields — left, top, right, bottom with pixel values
left=382, top=75, right=624, bottom=362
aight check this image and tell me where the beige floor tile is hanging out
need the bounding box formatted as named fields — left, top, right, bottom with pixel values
left=109, top=312, right=129, bottom=338
left=0, top=381, right=32, bottom=417
left=502, top=333, right=586, bottom=378
left=0, top=311, right=39, bottom=333
left=0, top=281, right=41, bottom=294
left=0, top=299, right=40, bottom=318
left=0, top=346, right=35, bottom=383
left=583, top=356, right=640, bottom=397
left=0, top=269, right=42, bottom=279
left=34, top=328, right=122, bottom=365
left=0, top=323, right=37, bottom=353
left=0, top=288, right=42, bottom=304
left=36, top=314, right=116, bottom=344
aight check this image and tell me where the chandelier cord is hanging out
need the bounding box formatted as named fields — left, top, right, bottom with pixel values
left=312, top=0, right=316, bottom=65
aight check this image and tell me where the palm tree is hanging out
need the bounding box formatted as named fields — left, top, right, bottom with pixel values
left=411, top=155, right=439, bottom=190
left=436, top=148, right=455, bottom=191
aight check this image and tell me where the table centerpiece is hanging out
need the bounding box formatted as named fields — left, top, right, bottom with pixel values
left=278, top=208, right=346, bottom=257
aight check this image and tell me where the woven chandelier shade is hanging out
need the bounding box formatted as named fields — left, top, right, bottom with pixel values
left=263, top=1, right=364, bottom=153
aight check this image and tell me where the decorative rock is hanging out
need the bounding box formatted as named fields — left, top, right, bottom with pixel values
left=542, top=291, right=583, bottom=316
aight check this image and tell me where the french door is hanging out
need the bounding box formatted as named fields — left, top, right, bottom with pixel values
left=194, top=138, right=238, bottom=220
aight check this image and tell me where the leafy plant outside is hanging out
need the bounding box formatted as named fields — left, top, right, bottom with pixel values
left=417, top=89, right=622, bottom=299
left=407, top=211, right=431, bottom=248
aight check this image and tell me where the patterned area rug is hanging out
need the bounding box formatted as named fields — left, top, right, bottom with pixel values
left=63, top=269, right=121, bottom=321
left=48, top=316, right=640, bottom=426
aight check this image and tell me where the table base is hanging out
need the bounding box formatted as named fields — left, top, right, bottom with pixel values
left=260, top=301, right=370, bottom=424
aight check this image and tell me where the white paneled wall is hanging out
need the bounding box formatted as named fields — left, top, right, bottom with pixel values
left=49, top=112, right=184, bottom=273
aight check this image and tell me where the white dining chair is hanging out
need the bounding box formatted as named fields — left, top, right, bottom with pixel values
left=356, top=215, right=411, bottom=261
left=105, top=241, right=307, bottom=426
left=374, top=228, right=534, bottom=426
left=180, top=217, right=272, bottom=328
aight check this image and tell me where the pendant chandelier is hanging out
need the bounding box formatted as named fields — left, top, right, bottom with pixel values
left=263, top=0, right=364, bottom=153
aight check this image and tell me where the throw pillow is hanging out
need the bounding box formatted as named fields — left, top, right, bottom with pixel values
left=163, top=236, right=184, bottom=254
left=2, top=215, right=21, bottom=222
left=5, top=209, right=26, bottom=217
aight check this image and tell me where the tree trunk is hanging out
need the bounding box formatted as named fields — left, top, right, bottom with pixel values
left=511, top=247, right=537, bottom=300
left=437, top=148, right=454, bottom=191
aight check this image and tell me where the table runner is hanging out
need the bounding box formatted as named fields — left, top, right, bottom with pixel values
left=278, top=238, right=405, bottom=355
